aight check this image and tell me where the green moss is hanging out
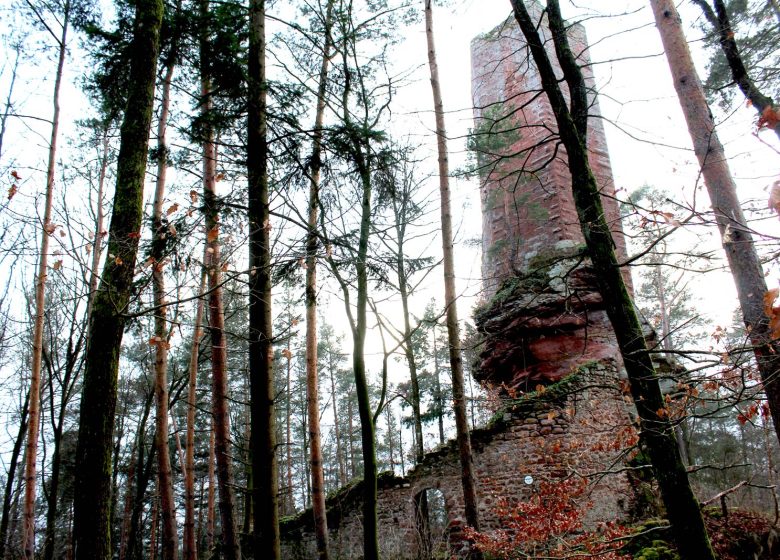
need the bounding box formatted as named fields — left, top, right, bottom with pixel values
left=482, top=367, right=588, bottom=429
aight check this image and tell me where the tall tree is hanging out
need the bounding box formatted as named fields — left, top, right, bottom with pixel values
left=247, top=0, right=280, bottom=554
left=304, top=1, right=335, bottom=558
left=72, top=0, right=164, bottom=556
left=23, top=1, right=71, bottom=556
left=650, top=0, right=780, bottom=455
left=150, top=28, right=179, bottom=559
left=424, top=0, right=481, bottom=537
left=200, top=2, right=240, bottom=554
left=183, top=269, right=206, bottom=560
left=509, top=2, right=715, bottom=558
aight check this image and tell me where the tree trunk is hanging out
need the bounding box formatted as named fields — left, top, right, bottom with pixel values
left=24, top=5, right=69, bottom=557
left=0, top=390, right=29, bottom=560
left=72, top=0, right=163, bottom=555
left=510, top=2, right=715, bottom=558
left=328, top=358, right=345, bottom=486
left=651, top=0, right=780, bottom=455
left=124, top=391, right=154, bottom=560
left=432, top=332, right=444, bottom=445
left=184, top=270, right=206, bottom=560
left=206, top=420, right=216, bottom=554
left=151, top=47, right=179, bottom=560
left=305, top=2, right=334, bottom=558
left=201, top=91, right=241, bottom=560
left=247, top=0, right=280, bottom=555
left=117, top=444, right=136, bottom=560
left=86, top=130, right=109, bottom=322
left=424, top=0, right=481, bottom=535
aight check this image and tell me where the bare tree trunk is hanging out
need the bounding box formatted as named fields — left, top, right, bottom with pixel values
left=432, top=332, right=444, bottom=445
left=0, top=390, right=29, bottom=560
left=151, top=49, right=179, bottom=560
left=184, top=270, right=206, bottom=560
left=72, top=0, right=163, bottom=554
left=247, top=0, right=280, bottom=554
left=86, top=131, right=109, bottom=322
left=149, top=493, right=159, bottom=560
left=651, top=0, right=780, bottom=454
left=305, top=2, right=334, bottom=557
left=424, top=0, right=480, bottom=536
left=510, top=2, right=715, bottom=558
left=202, top=102, right=240, bottom=560
left=24, top=5, right=69, bottom=557
left=0, top=43, right=20, bottom=163
left=117, top=446, right=136, bottom=560
left=328, top=359, right=345, bottom=486
left=206, top=421, right=216, bottom=554
left=285, top=355, right=293, bottom=515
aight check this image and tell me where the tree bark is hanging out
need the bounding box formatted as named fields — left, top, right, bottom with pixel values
left=72, top=0, right=163, bottom=555
left=24, top=4, right=69, bottom=557
left=651, top=0, right=780, bottom=457
left=510, top=2, right=715, bottom=559
left=247, top=0, right=280, bottom=555
left=201, top=86, right=241, bottom=560
left=183, top=270, right=206, bottom=560
left=206, top=420, right=216, bottom=554
left=151, top=45, right=179, bottom=560
left=424, top=0, right=481, bottom=536
left=305, top=2, right=334, bottom=558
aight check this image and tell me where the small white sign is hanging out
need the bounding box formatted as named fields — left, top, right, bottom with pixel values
left=523, top=475, right=534, bottom=485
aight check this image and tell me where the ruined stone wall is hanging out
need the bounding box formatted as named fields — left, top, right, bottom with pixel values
left=280, top=362, right=637, bottom=559
left=471, top=7, right=628, bottom=300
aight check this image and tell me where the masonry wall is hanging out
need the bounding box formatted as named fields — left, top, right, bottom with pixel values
left=280, top=361, right=637, bottom=560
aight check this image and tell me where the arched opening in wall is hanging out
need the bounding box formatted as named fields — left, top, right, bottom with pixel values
left=414, top=488, right=448, bottom=559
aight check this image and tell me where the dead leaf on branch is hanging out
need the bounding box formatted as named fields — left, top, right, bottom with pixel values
left=763, top=288, right=780, bottom=339
left=769, top=181, right=780, bottom=218
left=166, top=203, right=179, bottom=216
left=7, top=185, right=17, bottom=200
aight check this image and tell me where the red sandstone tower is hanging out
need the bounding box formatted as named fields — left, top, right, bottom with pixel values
left=471, top=7, right=633, bottom=391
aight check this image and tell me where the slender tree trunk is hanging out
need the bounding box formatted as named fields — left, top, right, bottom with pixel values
left=0, top=44, right=20, bottom=163
left=87, top=132, right=109, bottom=322
left=201, top=89, right=241, bottom=560
left=424, top=0, right=481, bottom=536
left=24, top=6, right=69, bottom=557
left=206, top=421, right=216, bottom=554
left=432, top=332, right=444, bottom=445
left=328, top=359, right=345, bottom=486
left=0, top=390, right=29, bottom=560
left=72, top=0, right=163, bottom=555
left=184, top=271, right=206, bottom=560
left=247, top=0, right=280, bottom=554
left=651, top=0, right=780, bottom=453
left=348, top=398, right=356, bottom=478
left=305, top=3, right=334, bottom=557
left=285, top=354, right=293, bottom=515
left=149, top=493, right=159, bottom=560
left=125, top=391, right=154, bottom=560
left=510, top=2, right=715, bottom=558
left=151, top=49, right=179, bottom=560
left=117, top=445, right=136, bottom=560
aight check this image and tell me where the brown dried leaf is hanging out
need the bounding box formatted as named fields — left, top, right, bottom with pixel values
left=166, top=203, right=179, bottom=216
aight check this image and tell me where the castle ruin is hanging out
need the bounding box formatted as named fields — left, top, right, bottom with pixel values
left=280, top=9, right=638, bottom=559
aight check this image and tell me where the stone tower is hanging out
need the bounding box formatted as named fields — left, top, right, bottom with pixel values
left=471, top=7, right=633, bottom=392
